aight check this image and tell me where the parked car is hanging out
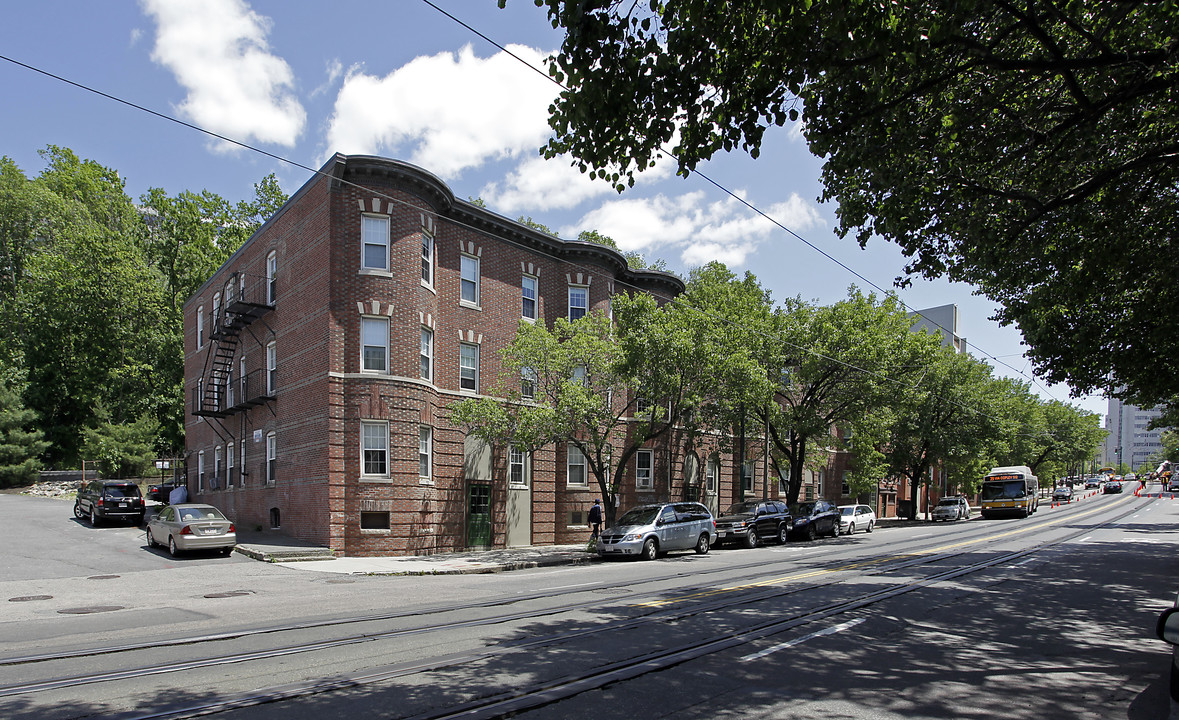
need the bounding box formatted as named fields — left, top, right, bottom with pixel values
left=1104, top=480, right=1123, bottom=494
left=146, top=503, right=237, bottom=557
left=147, top=482, right=180, bottom=504
left=714, top=499, right=791, bottom=548
left=597, top=502, right=716, bottom=560
left=1052, top=486, right=1074, bottom=503
left=932, top=496, right=971, bottom=521
left=836, top=504, right=876, bottom=534
left=1169, top=478, right=1179, bottom=493
left=74, top=480, right=145, bottom=526
left=1084, top=476, right=1102, bottom=489
left=1156, top=593, right=1179, bottom=701
left=787, top=500, right=841, bottom=540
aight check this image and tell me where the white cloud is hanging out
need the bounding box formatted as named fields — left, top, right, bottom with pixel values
left=142, top=0, right=305, bottom=150
left=311, top=59, right=344, bottom=99
left=563, top=190, right=824, bottom=268
left=324, top=44, right=557, bottom=178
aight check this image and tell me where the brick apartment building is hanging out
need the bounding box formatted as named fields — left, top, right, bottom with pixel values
left=188, top=154, right=854, bottom=555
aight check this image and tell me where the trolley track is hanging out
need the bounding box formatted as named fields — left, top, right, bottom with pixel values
left=1, top=493, right=1146, bottom=720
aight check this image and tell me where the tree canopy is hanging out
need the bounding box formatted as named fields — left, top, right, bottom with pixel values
left=518, top=0, right=1179, bottom=411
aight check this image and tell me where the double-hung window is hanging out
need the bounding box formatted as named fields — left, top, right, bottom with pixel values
left=266, top=432, right=276, bottom=485
left=742, top=461, right=754, bottom=495
left=362, top=422, right=388, bottom=476
left=214, top=446, right=222, bottom=489
left=361, top=318, right=388, bottom=372
left=421, top=233, right=434, bottom=285
left=460, top=255, right=479, bottom=304
left=420, top=328, right=433, bottom=381
left=197, top=450, right=205, bottom=491
left=419, top=426, right=432, bottom=480
left=362, top=215, right=390, bottom=271
left=227, top=443, right=235, bottom=488
left=568, top=286, right=588, bottom=321
left=459, top=343, right=479, bottom=392
left=266, top=251, right=278, bottom=304
left=522, top=275, right=538, bottom=320
left=636, top=450, right=653, bottom=490
left=567, top=445, right=588, bottom=487
left=509, top=446, right=526, bottom=486
left=196, top=306, right=204, bottom=348
left=706, top=457, right=719, bottom=494
left=266, top=341, right=277, bottom=395
left=521, top=367, right=537, bottom=400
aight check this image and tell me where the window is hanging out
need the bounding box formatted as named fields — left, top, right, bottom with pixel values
left=459, top=342, right=479, bottom=392
left=227, top=443, right=235, bottom=488
left=636, top=450, right=653, bottom=490
left=777, top=465, right=790, bottom=494
left=841, top=471, right=850, bottom=496
left=240, top=440, right=247, bottom=487
left=421, top=233, right=434, bottom=285
left=225, top=363, right=234, bottom=408
left=266, top=432, right=276, bottom=485
left=521, top=367, right=537, bottom=400
left=742, top=461, right=754, bottom=494
left=239, top=356, right=247, bottom=402
left=706, top=457, right=719, bottom=494
left=212, top=292, right=222, bottom=330
left=197, top=450, right=205, bottom=492
left=522, top=275, right=538, bottom=320
left=266, top=251, right=278, bottom=304
left=361, top=512, right=390, bottom=530
left=266, top=341, right=276, bottom=395
left=419, top=426, right=432, bottom=480
left=362, top=422, right=388, bottom=476
left=567, top=444, right=587, bottom=487
left=509, top=446, right=526, bottom=486
left=572, top=364, right=586, bottom=386
left=420, top=328, right=433, bottom=381
left=460, top=255, right=479, bottom=304
left=362, top=215, right=389, bottom=270
left=196, top=306, right=204, bottom=348
left=214, top=446, right=223, bottom=489
left=361, top=318, right=388, bottom=372
left=568, top=286, right=588, bottom=320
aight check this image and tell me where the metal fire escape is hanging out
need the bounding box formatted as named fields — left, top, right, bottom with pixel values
left=193, top=271, right=275, bottom=419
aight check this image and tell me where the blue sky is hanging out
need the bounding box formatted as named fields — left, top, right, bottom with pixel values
left=0, top=0, right=1106, bottom=419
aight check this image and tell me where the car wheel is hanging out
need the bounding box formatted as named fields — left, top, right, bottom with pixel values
left=805, top=523, right=816, bottom=541
left=168, top=536, right=181, bottom=557
left=847, top=522, right=855, bottom=536
left=146, top=528, right=156, bottom=548
left=745, top=528, right=759, bottom=549
left=73, top=502, right=85, bottom=520
left=866, top=520, right=874, bottom=533
left=89, top=507, right=100, bottom=527
left=695, top=533, right=710, bottom=555
left=641, top=538, right=658, bottom=561
left=777, top=524, right=789, bottom=544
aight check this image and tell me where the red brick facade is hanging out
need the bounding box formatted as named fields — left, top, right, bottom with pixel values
left=184, top=154, right=855, bottom=556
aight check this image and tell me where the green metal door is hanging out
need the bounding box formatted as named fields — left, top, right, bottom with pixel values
left=467, top=483, right=492, bottom=547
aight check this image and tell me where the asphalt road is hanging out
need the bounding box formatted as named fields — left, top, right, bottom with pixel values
left=1, top=490, right=1177, bottom=720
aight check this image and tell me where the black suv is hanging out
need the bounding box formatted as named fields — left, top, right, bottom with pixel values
left=788, top=499, right=841, bottom=540
left=74, top=481, right=145, bottom=526
left=714, top=499, right=792, bottom=548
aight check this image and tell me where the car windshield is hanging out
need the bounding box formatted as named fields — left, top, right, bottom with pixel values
left=615, top=507, right=660, bottom=526
left=724, top=502, right=759, bottom=515
left=936, top=499, right=958, bottom=507
left=840, top=507, right=854, bottom=516
left=178, top=507, right=227, bottom=522
left=104, top=485, right=140, bottom=498
left=980, top=480, right=1027, bottom=500
left=789, top=502, right=815, bottom=516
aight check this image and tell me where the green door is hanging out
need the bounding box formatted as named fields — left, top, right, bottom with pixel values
left=467, top=483, right=492, bottom=547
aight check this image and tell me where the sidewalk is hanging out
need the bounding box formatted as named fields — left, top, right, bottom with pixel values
left=234, top=528, right=597, bottom=575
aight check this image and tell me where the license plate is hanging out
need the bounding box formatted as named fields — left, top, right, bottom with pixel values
left=201, top=528, right=219, bottom=535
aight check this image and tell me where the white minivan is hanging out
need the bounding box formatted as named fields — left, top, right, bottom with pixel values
left=597, top=502, right=717, bottom=560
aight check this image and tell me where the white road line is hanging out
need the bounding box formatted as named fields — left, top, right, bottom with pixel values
left=911, top=533, right=933, bottom=539
left=740, top=618, right=866, bottom=662
left=520, top=581, right=597, bottom=593
left=1076, top=536, right=1093, bottom=543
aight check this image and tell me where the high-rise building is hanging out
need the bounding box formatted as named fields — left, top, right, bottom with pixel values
left=1103, top=397, right=1168, bottom=472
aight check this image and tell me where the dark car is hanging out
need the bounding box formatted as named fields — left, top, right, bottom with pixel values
left=788, top=499, right=841, bottom=541
left=714, top=499, right=791, bottom=548
left=147, top=482, right=180, bottom=504
left=1157, top=597, right=1179, bottom=700
left=74, top=480, right=145, bottom=526
left=1052, top=486, right=1073, bottom=503
left=1103, top=480, right=1123, bottom=494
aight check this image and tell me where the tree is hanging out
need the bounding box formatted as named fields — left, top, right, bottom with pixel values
left=764, top=289, right=941, bottom=505
left=882, top=348, right=1007, bottom=519
left=0, top=378, right=48, bottom=488
left=80, top=404, right=160, bottom=479
left=578, top=229, right=669, bottom=272
left=518, top=1, right=1179, bottom=410
left=452, top=296, right=714, bottom=527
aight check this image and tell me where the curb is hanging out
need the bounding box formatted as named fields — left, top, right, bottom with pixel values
left=361, top=553, right=600, bottom=576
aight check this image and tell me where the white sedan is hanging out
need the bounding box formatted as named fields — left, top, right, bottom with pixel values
left=837, top=504, right=876, bottom=535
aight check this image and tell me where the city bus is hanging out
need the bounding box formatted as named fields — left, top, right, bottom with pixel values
left=979, top=465, right=1039, bottom=519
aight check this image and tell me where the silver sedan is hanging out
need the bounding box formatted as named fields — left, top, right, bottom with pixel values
left=147, top=504, right=237, bottom=557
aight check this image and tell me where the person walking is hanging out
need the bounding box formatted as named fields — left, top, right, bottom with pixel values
left=588, top=498, right=603, bottom=541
